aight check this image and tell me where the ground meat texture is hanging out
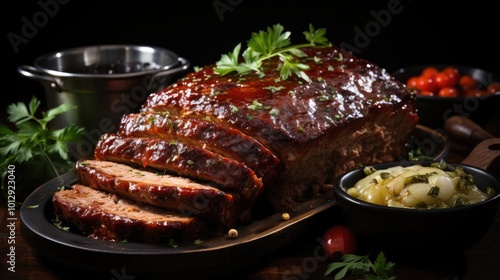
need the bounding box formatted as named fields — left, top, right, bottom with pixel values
left=74, top=160, right=243, bottom=228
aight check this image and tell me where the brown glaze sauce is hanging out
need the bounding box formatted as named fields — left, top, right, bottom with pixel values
left=142, top=46, right=415, bottom=146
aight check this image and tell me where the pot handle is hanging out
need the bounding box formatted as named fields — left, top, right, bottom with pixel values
left=444, top=116, right=495, bottom=147
left=17, top=65, right=62, bottom=92
left=461, top=138, right=500, bottom=174
left=147, top=57, right=191, bottom=91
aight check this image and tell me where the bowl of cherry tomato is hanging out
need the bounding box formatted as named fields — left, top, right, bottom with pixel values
left=392, top=65, right=500, bottom=129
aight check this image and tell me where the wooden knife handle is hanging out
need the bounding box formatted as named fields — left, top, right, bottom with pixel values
left=444, top=116, right=495, bottom=146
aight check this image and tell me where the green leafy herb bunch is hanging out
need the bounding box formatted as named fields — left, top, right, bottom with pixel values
left=214, top=23, right=332, bottom=83
left=0, top=96, right=85, bottom=204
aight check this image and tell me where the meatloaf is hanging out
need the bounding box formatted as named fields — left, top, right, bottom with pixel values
left=140, top=45, right=418, bottom=209
left=52, top=184, right=214, bottom=242
left=54, top=44, right=418, bottom=242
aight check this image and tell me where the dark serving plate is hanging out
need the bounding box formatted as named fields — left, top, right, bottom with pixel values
left=403, top=124, right=449, bottom=161
left=19, top=125, right=448, bottom=277
left=20, top=171, right=335, bottom=277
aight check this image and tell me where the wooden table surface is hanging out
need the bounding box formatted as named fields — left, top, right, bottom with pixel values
left=1, top=140, right=499, bottom=280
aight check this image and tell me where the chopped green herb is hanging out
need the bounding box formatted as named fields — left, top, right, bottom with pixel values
left=52, top=218, right=70, bottom=232
left=230, top=105, right=239, bottom=113
left=430, top=159, right=448, bottom=170
left=159, top=111, right=170, bottom=117
left=404, top=174, right=429, bottom=186
left=407, top=148, right=434, bottom=161
left=168, top=238, right=179, bottom=248
left=167, top=120, right=174, bottom=130
left=168, top=140, right=178, bottom=146
left=428, top=186, right=440, bottom=197
left=334, top=53, right=344, bottom=62
left=269, top=108, right=280, bottom=116
left=193, top=239, right=204, bottom=245
left=247, top=100, right=271, bottom=110
left=264, top=85, right=285, bottom=93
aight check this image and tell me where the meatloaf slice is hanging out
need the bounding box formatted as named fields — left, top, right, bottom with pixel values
left=118, top=112, right=282, bottom=186
left=74, top=159, right=242, bottom=228
left=52, top=184, right=213, bottom=242
left=94, top=133, right=264, bottom=204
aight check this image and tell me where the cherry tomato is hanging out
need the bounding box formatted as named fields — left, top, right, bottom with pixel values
left=465, top=89, right=489, bottom=97
left=415, top=75, right=438, bottom=93
left=421, top=66, right=438, bottom=78
left=434, top=72, right=453, bottom=88
left=322, top=225, right=357, bottom=260
left=442, top=67, right=460, bottom=87
left=419, top=90, right=435, bottom=96
left=487, top=83, right=500, bottom=94
left=438, top=87, right=459, bottom=97
left=406, top=77, right=419, bottom=89
left=459, top=75, right=478, bottom=91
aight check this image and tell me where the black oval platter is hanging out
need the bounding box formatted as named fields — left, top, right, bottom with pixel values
left=19, top=125, right=447, bottom=277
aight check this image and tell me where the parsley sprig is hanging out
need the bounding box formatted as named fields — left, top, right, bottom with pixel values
left=214, top=23, right=332, bottom=83
left=325, top=251, right=397, bottom=280
left=0, top=96, right=85, bottom=182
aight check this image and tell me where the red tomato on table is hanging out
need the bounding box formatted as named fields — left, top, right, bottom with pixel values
left=321, top=225, right=357, bottom=260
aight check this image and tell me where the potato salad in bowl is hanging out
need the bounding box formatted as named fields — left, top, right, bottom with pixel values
left=333, top=158, right=500, bottom=256
left=346, top=161, right=495, bottom=209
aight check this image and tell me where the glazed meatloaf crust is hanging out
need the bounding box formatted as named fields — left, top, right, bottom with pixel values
left=118, top=112, right=282, bottom=187
left=52, top=184, right=213, bottom=242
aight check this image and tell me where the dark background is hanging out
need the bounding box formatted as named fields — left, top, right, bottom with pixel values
left=3, top=0, right=499, bottom=116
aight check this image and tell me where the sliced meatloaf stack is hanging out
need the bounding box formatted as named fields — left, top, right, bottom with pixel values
left=52, top=44, right=418, bottom=242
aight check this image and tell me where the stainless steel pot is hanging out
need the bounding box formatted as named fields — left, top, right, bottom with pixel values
left=17, top=45, right=190, bottom=159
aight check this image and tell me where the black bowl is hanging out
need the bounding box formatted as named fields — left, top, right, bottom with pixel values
left=403, top=124, right=449, bottom=162
left=392, top=65, right=500, bottom=129
left=333, top=161, right=500, bottom=259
